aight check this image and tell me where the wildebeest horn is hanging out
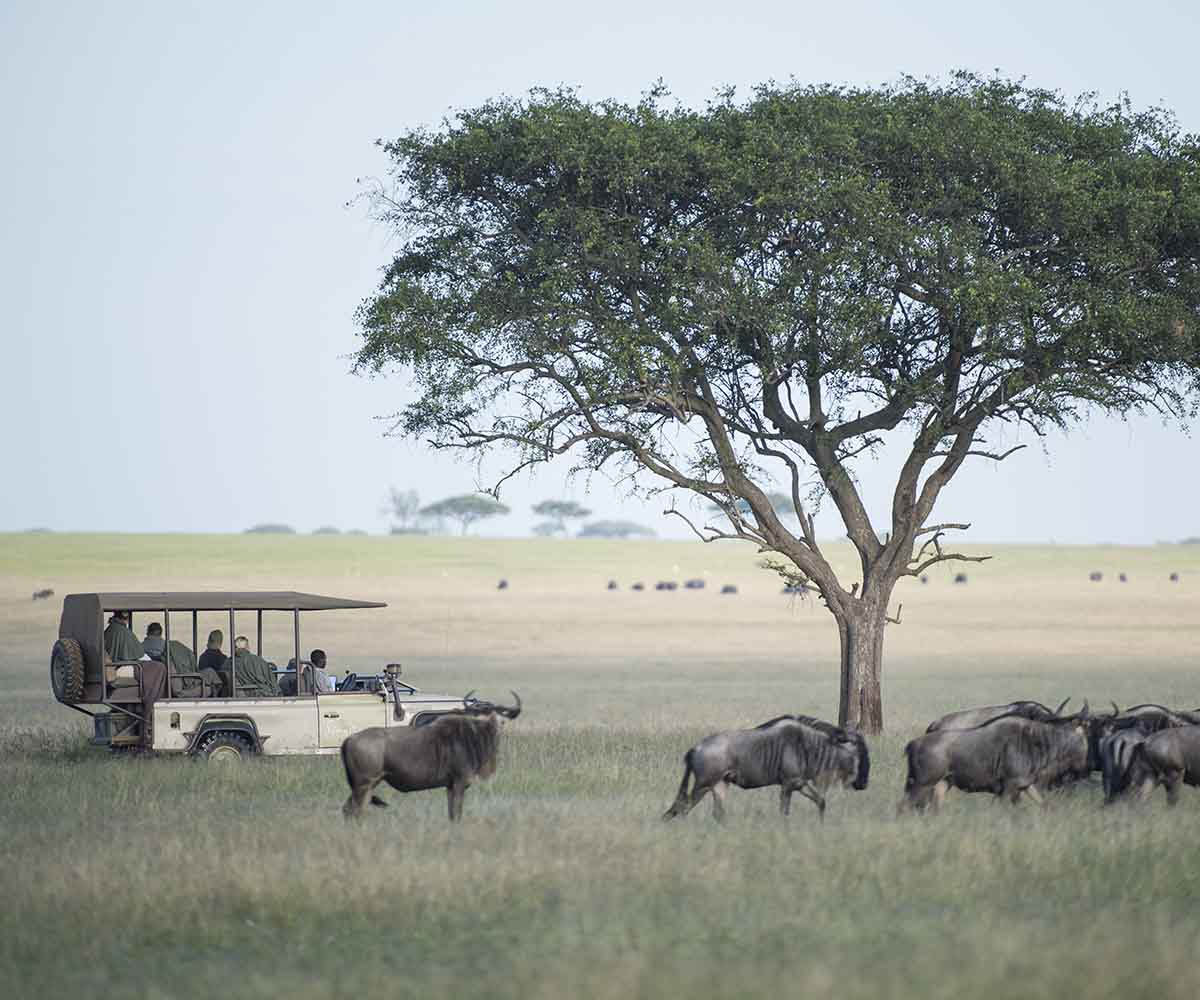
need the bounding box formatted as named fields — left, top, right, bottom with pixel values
left=463, top=690, right=477, bottom=703
left=1054, top=697, right=1070, bottom=716
left=502, top=690, right=522, bottom=719
left=1110, top=701, right=1121, bottom=717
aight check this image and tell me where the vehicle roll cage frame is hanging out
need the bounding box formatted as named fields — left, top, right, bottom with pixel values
left=59, top=591, right=387, bottom=722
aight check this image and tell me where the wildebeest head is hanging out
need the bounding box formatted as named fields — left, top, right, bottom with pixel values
left=460, top=690, right=523, bottom=721
left=844, top=727, right=870, bottom=790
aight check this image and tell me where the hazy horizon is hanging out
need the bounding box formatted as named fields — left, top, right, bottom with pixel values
left=3, top=1, right=1198, bottom=545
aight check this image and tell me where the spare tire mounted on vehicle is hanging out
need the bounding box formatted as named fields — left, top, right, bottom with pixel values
left=51, top=637, right=86, bottom=703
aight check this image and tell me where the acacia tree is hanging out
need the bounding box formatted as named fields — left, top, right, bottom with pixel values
left=532, top=499, right=593, bottom=535
left=354, top=75, right=1200, bottom=731
left=420, top=494, right=510, bottom=535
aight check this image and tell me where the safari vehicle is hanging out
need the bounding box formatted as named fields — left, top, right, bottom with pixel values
left=50, top=591, right=467, bottom=760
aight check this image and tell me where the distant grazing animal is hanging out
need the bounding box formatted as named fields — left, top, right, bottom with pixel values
left=925, top=699, right=1070, bottom=733
left=655, top=581, right=678, bottom=591
left=497, top=579, right=509, bottom=590
left=1099, top=729, right=1147, bottom=802
left=662, top=715, right=869, bottom=822
left=1119, top=573, right=1128, bottom=583
left=1089, top=571, right=1103, bottom=582
left=720, top=584, right=738, bottom=595
left=31, top=588, right=54, bottom=601
left=782, top=583, right=809, bottom=595
left=607, top=580, right=618, bottom=590
left=919, top=575, right=929, bottom=585
left=632, top=582, right=645, bottom=591
left=340, top=690, right=521, bottom=821
left=1169, top=572, right=1180, bottom=582
left=901, top=711, right=1090, bottom=813
left=1123, top=725, right=1200, bottom=805
left=953, top=573, right=968, bottom=584
left=684, top=578, right=705, bottom=590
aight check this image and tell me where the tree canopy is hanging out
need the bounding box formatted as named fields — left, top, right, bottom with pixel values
left=355, top=74, right=1200, bottom=729
left=531, top=499, right=592, bottom=535
left=419, top=494, right=510, bottom=534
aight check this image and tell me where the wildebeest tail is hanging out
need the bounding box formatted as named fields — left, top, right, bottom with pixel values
left=662, top=749, right=695, bottom=820
left=903, top=740, right=918, bottom=789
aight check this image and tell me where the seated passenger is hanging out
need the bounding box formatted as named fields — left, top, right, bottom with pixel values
left=143, top=623, right=219, bottom=697
left=103, top=610, right=143, bottom=662
left=198, top=630, right=230, bottom=696
left=279, top=649, right=336, bottom=695
left=142, top=622, right=167, bottom=661
left=231, top=636, right=280, bottom=697
left=310, top=649, right=335, bottom=693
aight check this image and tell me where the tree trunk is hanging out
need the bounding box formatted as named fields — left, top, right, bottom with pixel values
left=837, top=605, right=887, bottom=734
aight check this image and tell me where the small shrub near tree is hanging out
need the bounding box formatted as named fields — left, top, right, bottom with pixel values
left=244, top=523, right=296, bottom=535
left=578, top=520, right=656, bottom=539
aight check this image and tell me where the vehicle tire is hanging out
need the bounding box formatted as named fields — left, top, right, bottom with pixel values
left=195, top=731, right=255, bottom=762
left=51, top=637, right=86, bottom=703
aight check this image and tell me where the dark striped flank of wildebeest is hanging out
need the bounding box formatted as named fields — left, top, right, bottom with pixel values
left=900, top=709, right=1091, bottom=813
left=1099, top=729, right=1148, bottom=802
left=925, top=698, right=1070, bottom=733
left=340, top=691, right=521, bottom=821
left=1123, top=725, right=1200, bottom=805
left=1089, top=703, right=1200, bottom=786
left=662, top=715, right=869, bottom=822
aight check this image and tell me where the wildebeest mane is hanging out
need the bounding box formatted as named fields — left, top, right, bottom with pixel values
left=427, top=713, right=501, bottom=779
left=754, top=715, right=796, bottom=730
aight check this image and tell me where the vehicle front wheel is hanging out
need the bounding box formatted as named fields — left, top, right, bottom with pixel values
left=195, top=731, right=255, bottom=762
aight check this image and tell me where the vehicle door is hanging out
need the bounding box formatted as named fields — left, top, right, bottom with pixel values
left=317, top=690, right=388, bottom=748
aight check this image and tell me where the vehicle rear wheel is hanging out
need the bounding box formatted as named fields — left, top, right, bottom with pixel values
left=195, top=731, right=254, bottom=762
left=51, top=638, right=86, bottom=703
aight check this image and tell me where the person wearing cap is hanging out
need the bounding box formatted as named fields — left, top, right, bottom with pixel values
left=198, top=630, right=230, bottom=697
left=103, top=610, right=143, bottom=662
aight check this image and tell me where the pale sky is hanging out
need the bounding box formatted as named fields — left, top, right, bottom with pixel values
left=2, top=0, right=1197, bottom=543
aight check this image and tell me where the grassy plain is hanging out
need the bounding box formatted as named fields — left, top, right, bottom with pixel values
left=1, top=533, right=1198, bottom=999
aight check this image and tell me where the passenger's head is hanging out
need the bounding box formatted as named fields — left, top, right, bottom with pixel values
left=110, top=610, right=131, bottom=625
left=234, top=636, right=250, bottom=652
left=310, top=649, right=327, bottom=668
left=206, top=629, right=223, bottom=649
left=146, top=622, right=163, bottom=637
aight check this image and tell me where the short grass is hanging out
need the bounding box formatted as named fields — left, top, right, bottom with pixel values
left=0, top=534, right=1198, bottom=998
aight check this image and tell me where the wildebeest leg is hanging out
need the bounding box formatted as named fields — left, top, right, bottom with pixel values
left=778, top=786, right=792, bottom=816
left=794, top=782, right=826, bottom=820
left=343, top=778, right=378, bottom=820
left=1021, top=784, right=1045, bottom=807
left=447, top=780, right=468, bottom=822
left=710, top=780, right=729, bottom=822
left=928, top=780, right=949, bottom=814
left=1164, top=770, right=1183, bottom=806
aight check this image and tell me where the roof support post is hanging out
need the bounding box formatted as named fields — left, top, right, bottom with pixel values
left=163, top=610, right=172, bottom=701
left=293, top=609, right=302, bottom=695
left=229, top=608, right=237, bottom=696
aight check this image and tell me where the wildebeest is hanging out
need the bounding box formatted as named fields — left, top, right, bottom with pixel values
left=953, top=573, right=968, bottom=584
left=684, top=578, right=705, bottom=590
left=662, top=715, right=869, bottom=821
left=1099, top=729, right=1148, bottom=802
left=32, top=588, right=54, bottom=601
left=1118, top=572, right=1128, bottom=583
left=1089, top=571, right=1103, bottom=582
left=497, top=579, right=509, bottom=590
left=632, top=582, right=645, bottom=591
left=655, top=580, right=678, bottom=591
left=1123, top=725, right=1200, bottom=804
left=901, top=710, right=1090, bottom=812
left=720, top=584, right=738, bottom=595
left=340, top=691, right=521, bottom=821
left=925, top=698, right=1070, bottom=733
left=1169, top=572, right=1180, bottom=582
left=606, top=580, right=618, bottom=590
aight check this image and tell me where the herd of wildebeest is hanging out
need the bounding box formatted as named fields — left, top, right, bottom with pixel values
left=340, top=683, right=1200, bottom=822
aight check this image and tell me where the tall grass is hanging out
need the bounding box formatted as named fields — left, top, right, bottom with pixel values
left=0, top=535, right=1198, bottom=998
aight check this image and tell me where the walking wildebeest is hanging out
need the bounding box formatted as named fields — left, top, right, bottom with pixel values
left=662, top=715, right=869, bottom=822
left=925, top=698, right=1070, bottom=733
left=901, top=709, right=1091, bottom=813
left=31, top=588, right=54, bottom=601
left=1122, top=725, right=1200, bottom=805
left=340, top=691, right=521, bottom=821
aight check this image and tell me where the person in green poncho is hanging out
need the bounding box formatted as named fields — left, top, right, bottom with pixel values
left=142, top=622, right=222, bottom=697
left=231, top=636, right=281, bottom=697
left=103, top=611, right=143, bottom=662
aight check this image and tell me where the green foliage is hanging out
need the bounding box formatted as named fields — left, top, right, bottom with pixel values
left=420, top=493, right=510, bottom=534
left=244, top=523, right=295, bottom=534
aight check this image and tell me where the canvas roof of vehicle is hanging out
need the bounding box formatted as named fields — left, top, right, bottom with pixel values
left=69, top=592, right=387, bottom=612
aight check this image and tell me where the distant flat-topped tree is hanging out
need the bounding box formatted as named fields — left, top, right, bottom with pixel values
left=420, top=494, right=510, bottom=535
left=577, top=520, right=656, bottom=539
left=245, top=523, right=296, bottom=535
left=354, top=75, right=1200, bottom=732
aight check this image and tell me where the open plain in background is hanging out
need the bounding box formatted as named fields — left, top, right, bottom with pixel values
left=1, top=533, right=1198, bottom=999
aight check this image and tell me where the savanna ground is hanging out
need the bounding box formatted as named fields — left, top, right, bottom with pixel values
left=1, top=533, right=1198, bottom=999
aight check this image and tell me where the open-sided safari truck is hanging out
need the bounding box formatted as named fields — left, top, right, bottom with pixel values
left=50, top=592, right=467, bottom=760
